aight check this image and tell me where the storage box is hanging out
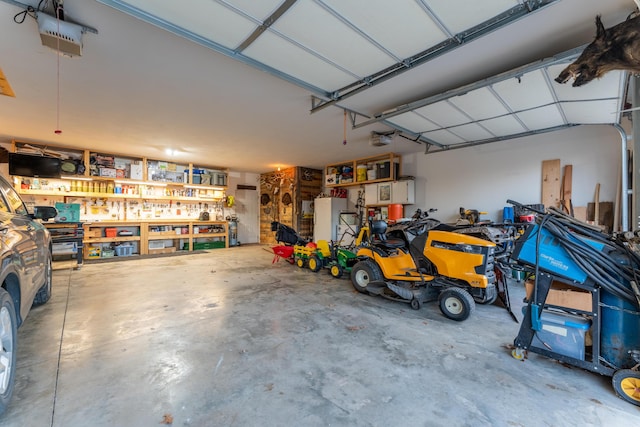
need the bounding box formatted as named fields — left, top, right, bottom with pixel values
left=104, top=228, right=117, bottom=238
left=101, top=249, right=115, bottom=258
left=130, top=162, right=143, bottom=180
left=148, top=241, right=165, bottom=250
left=116, top=169, right=126, bottom=178
left=85, top=228, right=102, bottom=238
left=377, top=161, right=391, bottom=179
left=52, top=242, right=77, bottom=255
left=525, top=280, right=592, bottom=312
left=54, top=203, right=81, bottom=222
left=183, top=241, right=226, bottom=250
left=114, top=245, right=133, bottom=257
left=99, top=167, right=117, bottom=177
left=530, top=310, right=591, bottom=360
left=87, top=246, right=101, bottom=259
left=149, top=247, right=176, bottom=255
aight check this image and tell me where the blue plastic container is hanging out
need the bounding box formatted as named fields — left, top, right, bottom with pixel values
left=503, top=206, right=514, bottom=223
left=530, top=309, right=591, bottom=360
left=601, top=290, right=640, bottom=368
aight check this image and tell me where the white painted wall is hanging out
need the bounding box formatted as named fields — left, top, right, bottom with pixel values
left=226, top=171, right=260, bottom=244
left=401, top=124, right=627, bottom=224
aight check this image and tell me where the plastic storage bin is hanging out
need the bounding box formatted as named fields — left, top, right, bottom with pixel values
left=531, top=310, right=591, bottom=360
left=114, top=245, right=133, bottom=257
left=101, top=249, right=115, bottom=258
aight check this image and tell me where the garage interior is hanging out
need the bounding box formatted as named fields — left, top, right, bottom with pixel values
left=1, top=0, right=640, bottom=425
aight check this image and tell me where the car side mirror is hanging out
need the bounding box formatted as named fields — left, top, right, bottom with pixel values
left=33, top=206, right=58, bottom=221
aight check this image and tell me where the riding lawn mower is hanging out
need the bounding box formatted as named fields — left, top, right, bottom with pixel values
left=351, top=217, right=497, bottom=321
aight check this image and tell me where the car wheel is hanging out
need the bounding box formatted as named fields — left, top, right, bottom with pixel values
left=0, top=288, right=17, bottom=415
left=33, top=252, right=52, bottom=306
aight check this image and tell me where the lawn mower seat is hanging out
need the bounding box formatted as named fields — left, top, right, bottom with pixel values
left=371, top=220, right=405, bottom=249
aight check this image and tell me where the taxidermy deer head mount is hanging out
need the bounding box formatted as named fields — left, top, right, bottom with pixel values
left=555, top=14, right=640, bottom=87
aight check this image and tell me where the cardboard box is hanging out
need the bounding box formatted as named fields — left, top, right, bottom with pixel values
left=525, top=280, right=592, bottom=312
left=87, top=246, right=101, bottom=259
left=99, top=167, right=117, bottom=178
left=130, top=163, right=143, bottom=180
left=85, top=228, right=102, bottom=238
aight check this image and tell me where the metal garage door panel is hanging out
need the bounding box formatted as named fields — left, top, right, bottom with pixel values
left=480, top=115, right=527, bottom=136
left=516, top=104, right=565, bottom=130
left=562, top=99, right=622, bottom=124
left=321, top=0, right=448, bottom=58
left=447, top=123, right=494, bottom=141
left=122, top=0, right=256, bottom=49
left=243, top=32, right=356, bottom=90
left=271, top=1, right=395, bottom=77
left=423, top=129, right=465, bottom=145
left=449, top=87, right=510, bottom=120
left=492, top=69, right=555, bottom=111
left=413, top=101, right=469, bottom=127
left=426, top=0, right=520, bottom=34
left=224, top=0, right=284, bottom=21
left=387, top=112, right=440, bottom=133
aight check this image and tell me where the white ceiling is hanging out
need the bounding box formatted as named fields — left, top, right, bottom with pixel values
left=0, top=0, right=634, bottom=172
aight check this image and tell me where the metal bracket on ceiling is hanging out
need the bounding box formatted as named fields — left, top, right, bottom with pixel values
left=1, top=0, right=98, bottom=34
left=309, top=96, right=369, bottom=124
left=234, top=0, right=297, bottom=53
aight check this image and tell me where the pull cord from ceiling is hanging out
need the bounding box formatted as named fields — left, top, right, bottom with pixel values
left=343, top=109, right=347, bottom=145
left=54, top=2, right=62, bottom=134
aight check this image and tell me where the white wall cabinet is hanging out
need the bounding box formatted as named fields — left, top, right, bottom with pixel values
left=391, top=180, right=415, bottom=204
left=364, top=183, right=378, bottom=206
left=364, top=181, right=414, bottom=205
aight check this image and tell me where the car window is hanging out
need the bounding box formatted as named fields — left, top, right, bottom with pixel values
left=0, top=179, right=28, bottom=215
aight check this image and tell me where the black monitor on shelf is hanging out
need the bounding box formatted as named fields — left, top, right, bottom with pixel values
left=9, top=153, right=62, bottom=178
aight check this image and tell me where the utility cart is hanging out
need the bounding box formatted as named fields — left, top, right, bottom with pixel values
left=508, top=202, right=640, bottom=407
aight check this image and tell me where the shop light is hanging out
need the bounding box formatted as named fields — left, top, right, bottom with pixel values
left=61, top=175, right=92, bottom=181
left=114, top=179, right=146, bottom=185
left=184, top=185, right=225, bottom=191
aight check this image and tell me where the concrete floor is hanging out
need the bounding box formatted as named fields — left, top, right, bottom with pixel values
left=0, top=245, right=639, bottom=426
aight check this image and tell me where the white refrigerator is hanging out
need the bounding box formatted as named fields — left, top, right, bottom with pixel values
left=313, top=197, right=347, bottom=242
